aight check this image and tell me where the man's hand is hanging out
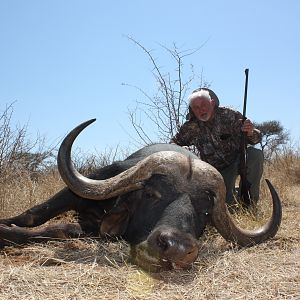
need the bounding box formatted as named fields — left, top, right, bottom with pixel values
left=240, top=118, right=254, bottom=136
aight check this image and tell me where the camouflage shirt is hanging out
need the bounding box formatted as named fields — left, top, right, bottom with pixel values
left=171, top=106, right=261, bottom=171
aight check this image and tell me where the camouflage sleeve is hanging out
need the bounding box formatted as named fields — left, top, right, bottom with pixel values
left=170, top=122, right=194, bottom=146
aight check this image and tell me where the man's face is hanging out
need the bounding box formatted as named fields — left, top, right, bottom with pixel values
left=190, top=97, right=215, bottom=122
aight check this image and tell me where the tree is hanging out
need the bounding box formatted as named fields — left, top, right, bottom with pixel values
left=253, top=120, right=289, bottom=159
left=125, top=37, right=209, bottom=145
left=0, top=103, right=56, bottom=180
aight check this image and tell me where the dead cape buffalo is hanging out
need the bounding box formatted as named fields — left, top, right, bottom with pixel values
left=0, top=119, right=282, bottom=271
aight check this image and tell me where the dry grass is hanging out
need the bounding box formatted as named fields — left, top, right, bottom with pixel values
left=0, top=154, right=299, bottom=299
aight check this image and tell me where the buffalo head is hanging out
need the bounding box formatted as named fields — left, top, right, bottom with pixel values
left=57, top=119, right=282, bottom=271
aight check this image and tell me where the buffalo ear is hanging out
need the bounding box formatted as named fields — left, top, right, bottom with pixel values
left=100, top=206, right=130, bottom=237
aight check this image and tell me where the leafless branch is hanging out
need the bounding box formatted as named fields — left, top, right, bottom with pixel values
left=125, top=37, right=208, bottom=144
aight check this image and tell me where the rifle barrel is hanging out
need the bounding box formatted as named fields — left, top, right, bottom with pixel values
left=243, top=68, right=249, bottom=119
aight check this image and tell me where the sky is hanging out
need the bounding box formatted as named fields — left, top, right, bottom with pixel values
left=0, top=0, right=299, bottom=155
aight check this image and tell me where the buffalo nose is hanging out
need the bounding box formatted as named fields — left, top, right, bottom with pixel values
left=154, top=231, right=199, bottom=265
left=147, top=227, right=199, bottom=264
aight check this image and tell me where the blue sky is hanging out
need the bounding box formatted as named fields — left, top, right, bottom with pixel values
left=0, top=1, right=299, bottom=154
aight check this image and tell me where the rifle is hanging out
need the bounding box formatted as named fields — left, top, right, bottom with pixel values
left=239, top=68, right=252, bottom=207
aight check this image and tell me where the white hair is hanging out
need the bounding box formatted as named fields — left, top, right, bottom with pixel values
left=188, top=90, right=211, bottom=106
